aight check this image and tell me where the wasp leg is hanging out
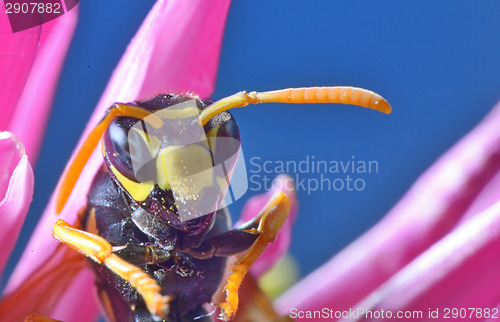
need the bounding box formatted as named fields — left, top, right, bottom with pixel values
left=218, top=191, right=290, bottom=321
left=52, top=220, right=170, bottom=320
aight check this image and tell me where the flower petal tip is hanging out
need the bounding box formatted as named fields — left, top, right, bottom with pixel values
left=0, top=132, right=34, bottom=275
left=0, top=131, right=30, bottom=202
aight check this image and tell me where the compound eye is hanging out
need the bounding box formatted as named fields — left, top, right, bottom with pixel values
left=104, top=120, right=157, bottom=183
left=128, top=125, right=159, bottom=182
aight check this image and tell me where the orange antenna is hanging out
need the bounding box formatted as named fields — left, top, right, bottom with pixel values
left=55, top=104, right=163, bottom=214
left=199, top=86, right=391, bottom=126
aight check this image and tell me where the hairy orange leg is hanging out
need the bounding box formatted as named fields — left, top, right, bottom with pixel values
left=55, top=104, right=163, bottom=214
left=200, top=86, right=391, bottom=126
left=52, top=220, right=170, bottom=319
left=219, top=191, right=290, bottom=321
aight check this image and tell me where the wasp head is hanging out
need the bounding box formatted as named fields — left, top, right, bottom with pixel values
left=102, top=94, right=240, bottom=234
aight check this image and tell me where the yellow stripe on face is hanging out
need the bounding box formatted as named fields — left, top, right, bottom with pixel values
left=131, top=127, right=162, bottom=156
left=204, top=124, right=221, bottom=151
left=109, top=163, right=154, bottom=202
left=155, top=106, right=200, bottom=119
left=156, top=144, right=214, bottom=200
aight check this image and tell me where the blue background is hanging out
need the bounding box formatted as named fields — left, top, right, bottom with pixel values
left=4, top=0, right=500, bottom=291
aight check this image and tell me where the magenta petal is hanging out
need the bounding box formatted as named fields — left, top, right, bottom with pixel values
left=50, top=268, right=100, bottom=322
left=97, top=0, right=231, bottom=116
left=138, top=0, right=231, bottom=98
left=237, top=174, right=298, bottom=277
left=0, top=132, right=34, bottom=277
left=7, top=6, right=78, bottom=164
left=276, top=101, right=500, bottom=313
left=0, top=4, right=41, bottom=130
left=459, top=171, right=500, bottom=225
left=5, top=0, right=232, bottom=316
left=355, top=200, right=500, bottom=319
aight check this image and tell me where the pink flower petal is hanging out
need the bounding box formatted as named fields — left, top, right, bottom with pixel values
left=0, top=244, right=86, bottom=320
left=354, top=200, right=500, bottom=320
left=0, top=4, right=41, bottom=130
left=0, top=132, right=34, bottom=277
left=276, top=101, right=500, bottom=314
left=7, top=6, right=79, bottom=164
left=139, top=0, right=230, bottom=98
left=50, top=268, right=99, bottom=322
left=237, top=174, right=298, bottom=277
left=458, top=170, right=500, bottom=225
left=5, top=0, right=231, bottom=318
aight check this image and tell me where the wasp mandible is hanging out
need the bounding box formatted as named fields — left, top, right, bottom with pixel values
left=52, top=86, right=391, bottom=321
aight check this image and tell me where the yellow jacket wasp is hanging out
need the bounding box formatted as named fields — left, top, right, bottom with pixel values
left=30, top=87, right=391, bottom=321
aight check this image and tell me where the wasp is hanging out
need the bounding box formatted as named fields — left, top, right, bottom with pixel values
left=48, top=87, right=391, bottom=321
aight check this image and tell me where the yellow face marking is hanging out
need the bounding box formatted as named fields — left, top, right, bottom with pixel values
left=155, top=106, right=200, bottom=119
left=131, top=127, right=162, bottom=156
left=109, top=163, right=154, bottom=202
left=156, top=144, right=214, bottom=200
left=204, top=124, right=221, bottom=151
